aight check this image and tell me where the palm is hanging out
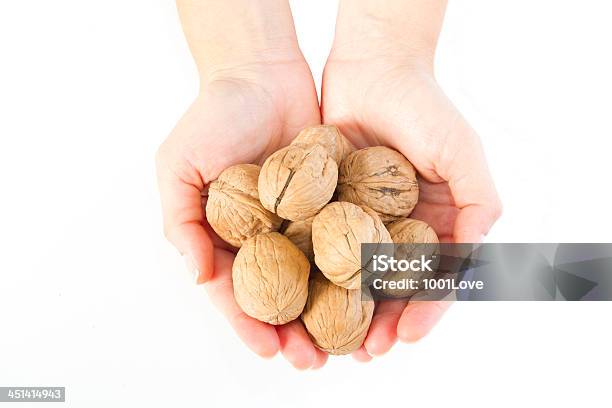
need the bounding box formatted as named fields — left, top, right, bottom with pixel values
left=323, top=60, right=481, bottom=241
left=171, top=63, right=320, bottom=180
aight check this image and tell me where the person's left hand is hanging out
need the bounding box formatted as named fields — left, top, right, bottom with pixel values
left=322, top=50, right=502, bottom=361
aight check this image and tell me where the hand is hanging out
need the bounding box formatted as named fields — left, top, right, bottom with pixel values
left=156, top=58, right=328, bottom=369
left=322, top=49, right=502, bottom=360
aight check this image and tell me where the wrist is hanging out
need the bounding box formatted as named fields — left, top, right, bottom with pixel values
left=196, top=54, right=316, bottom=105
left=177, top=0, right=304, bottom=81
left=197, top=52, right=311, bottom=94
left=327, top=39, right=435, bottom=78
left=197, top=42, right=306, bottom=83
left=328, top=40, right=435, bottom=75
left=330, top=0, right=445, bottom=69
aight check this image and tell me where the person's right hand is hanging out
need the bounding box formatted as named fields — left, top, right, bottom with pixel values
left=155, top=58, right=328, bottom=369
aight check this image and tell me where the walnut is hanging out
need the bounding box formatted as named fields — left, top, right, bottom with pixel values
left=382, top=218, right=439, bottom=298
left=360, top=205, right=393, bottom=245
left=312, top=201, right=392, bottom=290
left=301, top=273, right=374, bottom=355
left=387, top=218, right=439, bottom=244
left=282, top=216, right=315, bottom=264
left=338, top=146, right=419, bottom=222
left=232, top=232, right=310, bottom=325
left=205, top=164, right=283, bottom=247
left=290, top=125, right=355, bottom=164
left=258, top=144, right=337, bottom=221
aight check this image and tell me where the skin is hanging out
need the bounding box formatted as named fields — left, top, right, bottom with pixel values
left=156, top=0, right=501, bottom=368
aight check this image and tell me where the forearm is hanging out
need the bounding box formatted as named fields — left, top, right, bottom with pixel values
left=332, top=0, right=447, bottom=65
left=177, top=0, right=301, bottom=80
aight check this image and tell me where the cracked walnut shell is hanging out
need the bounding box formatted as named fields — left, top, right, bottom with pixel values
left=301, top=273, right=374, bottom=355
left=290, top=125, right=355, bottom=164
left=312, top=202, right=392, bottom=290
left=206, top=164, right=283, bottom=248
left=232, top=232, right=310, bottom=325
left=338, top=146, right=419, bottom=222
left=258, top=144, right=337, bottom=221
left=387, top=218, right=439, bottom=245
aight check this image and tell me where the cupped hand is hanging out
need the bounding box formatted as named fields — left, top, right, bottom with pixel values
left=156, top=60, right=327, bottom=369
left=322, top=54, right=502, bottom=361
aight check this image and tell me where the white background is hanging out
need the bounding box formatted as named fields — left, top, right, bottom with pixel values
left=1, top=1, right=611, bottom=406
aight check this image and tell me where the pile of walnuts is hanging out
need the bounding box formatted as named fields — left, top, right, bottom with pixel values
left=206, top=125, right=438, bottom=355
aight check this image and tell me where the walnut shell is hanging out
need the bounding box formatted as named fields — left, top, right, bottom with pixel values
left=206, top=164, right=283, bottom=247
left=232, top=232, right=310, bottom=325
left=338, top=146, right=419, bottom=222
left=387, top=218, right=439, bottom=244
left=360, top=205, right=393, bottom=245
left=290, top=125, right=355, bottom=164
left=382, top=218, right=439, bottom=298
left=258, top=144, right=337, bottom=221
left=301, top=273, right=374, bottom=355
left=283, top=216, right=315, bottom=263
left=312, top=202, right=392, bottom=289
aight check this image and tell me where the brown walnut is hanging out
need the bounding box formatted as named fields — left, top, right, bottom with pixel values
left=258, top=144, right=337, bottom=221
left=338, top=146, right=419, bottom=222
left=232, top=232, right=310, bottom=325
left=290, top=125, right=355, bottom=164
left=382, top=218, right=439, bottom=298
left=387, top=218, right=439, bottom=244
left=312, top=201, right=392, bottom=290
left=301, top=273, right=374, bottom=355
left=206, top=164, right=283, bottom=247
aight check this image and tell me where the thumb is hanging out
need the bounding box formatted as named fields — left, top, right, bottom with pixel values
left=156, top=148, right=214, bottom=283
left=387, top=104, right=501, bottom=243
left=440, top=129, right=502, bottom=243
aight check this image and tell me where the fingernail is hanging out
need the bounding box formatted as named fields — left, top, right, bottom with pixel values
left=183, top=254, right=200, bottom=284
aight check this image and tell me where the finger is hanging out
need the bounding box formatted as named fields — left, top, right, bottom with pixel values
left=277, top=320, right=317, bottom=370
left=387, top=105, right=501, bottom=243
left=156, top=150, right=214, bottom=283
left=453, top=204, right=499, bottom=243
left=351, top=345, right=373, bottom=363
left=397, top=300, right=452, bottom=343
left=410, top=201, right=458, bottom=238
left=417, top=178, right=455, bottom=206
left=311, top=349, right=329, bottom=370
left=205, top=248, right=280, bottom=358
left=440, top=132, right=502, bottom=243
left=363, top=300, right=407, bottom=356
